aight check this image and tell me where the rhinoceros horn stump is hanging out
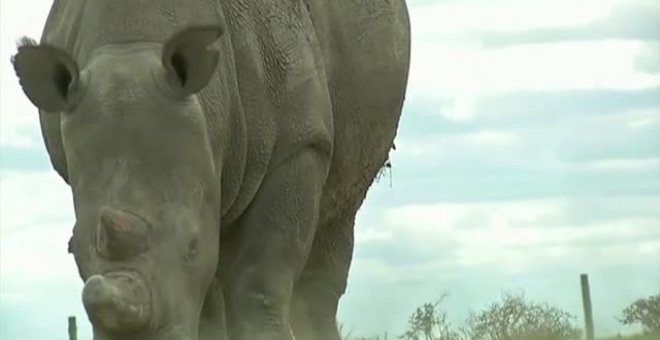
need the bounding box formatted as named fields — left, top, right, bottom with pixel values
left=96, top=207, right=150, bottom=262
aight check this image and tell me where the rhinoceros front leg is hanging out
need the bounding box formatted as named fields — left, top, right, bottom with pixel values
left=199, top=277, right=229, bottom=340
left=226, top=147, right=330, bottom=340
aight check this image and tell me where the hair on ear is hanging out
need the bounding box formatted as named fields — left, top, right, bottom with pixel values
left=17, top=36, right=38, bottom=48
left=11, top=37, right=80, bottom=112
left=10, top=37, right=38, bottom=65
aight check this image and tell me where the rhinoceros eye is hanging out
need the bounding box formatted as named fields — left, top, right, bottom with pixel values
left=183, top=238, right=199, bottom=263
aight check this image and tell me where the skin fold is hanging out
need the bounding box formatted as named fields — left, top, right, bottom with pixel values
left=11, top=0, right=410, bottom=339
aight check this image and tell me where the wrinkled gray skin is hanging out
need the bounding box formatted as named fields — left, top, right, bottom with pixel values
left=12, top=0, right=410, bottom=339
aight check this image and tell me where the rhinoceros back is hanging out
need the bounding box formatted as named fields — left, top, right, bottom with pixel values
left=310, top=0, right=411, bottom=228
left=298, top=0, right=411, bottom=295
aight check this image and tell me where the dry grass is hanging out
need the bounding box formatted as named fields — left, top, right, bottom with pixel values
left=599, top=334, right=660, bottom=340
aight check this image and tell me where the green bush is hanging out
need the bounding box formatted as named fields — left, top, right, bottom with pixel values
left=463, top=291, right=581, bottom=340
left=399, top=294, right=462, bottom=340
left=340, top=322, right=390, bottom=340
left=397, top=291, right=581, bottom=340
left=342, top=290, right=658, bottom=340
left=617, top=292, right=660, bottom=335
left=600, top=334, right=659, bottom=340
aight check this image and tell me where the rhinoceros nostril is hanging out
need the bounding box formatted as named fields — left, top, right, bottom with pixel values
left=97, top=206, right=149, bottom=261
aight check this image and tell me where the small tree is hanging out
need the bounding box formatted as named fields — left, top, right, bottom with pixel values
left=617, top=291, right=660, bottom=335
left=463, top=291, right=581, bottom=340
left=340, top=323, right=354, bottom=340
left=400, top=293, right=462, bottom=340
left=341, top=322, right=389, bottom=340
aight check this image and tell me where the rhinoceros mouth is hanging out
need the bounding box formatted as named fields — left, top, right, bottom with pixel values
left=82, top=269, right=154, bottom=334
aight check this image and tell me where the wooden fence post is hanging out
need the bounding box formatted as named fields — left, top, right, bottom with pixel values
left=580, top=274, right=595, bottom=340
left=68, top=316, right=77, bottom=340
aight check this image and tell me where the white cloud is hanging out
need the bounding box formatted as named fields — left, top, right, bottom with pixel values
left=0, top=171, right=76, bottom=283
left=582, top=157, right=660, bottom=172
left=395, top=105, right=660, bottom=171
left=0, top=170, right=88, bottom=338
left=385, top=199, right=563, bottom=239
left=408, top=40, right=659, bottom=103
left=463, top=131, right=523, bottom=147
left=0, top=0, right=53, bottom=147
left=0, top=226, right=79, bottom=283
left=410, top=0, right=619, bottom=38
left=626, top=108, right=660, bottom=128
left=349, top=258, right=401, bottom=283
left=0, top=171, right=73, bottom=233
left=355, top=227, right=394, bottom=243
left=393, top=130, right=528, bottom=166
left=410, top=0, right=659, bottom=39
left=635, top=42, right=660, bottom=74
left=356, top=197, right=660, bottom=279
left=406, top=0, right=660, bottom=122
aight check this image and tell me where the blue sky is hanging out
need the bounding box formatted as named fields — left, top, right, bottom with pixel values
left=1, top=0, right=659, bottom=339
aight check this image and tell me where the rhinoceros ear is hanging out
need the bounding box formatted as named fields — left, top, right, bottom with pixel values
left=162, top=25, right=224, bottom=96
left=11, top=37, right=79, bottom=112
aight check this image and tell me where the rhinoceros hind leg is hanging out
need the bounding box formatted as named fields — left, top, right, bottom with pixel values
left=291, top=217, right=354, bottom=340
left=199, top=278, right=229, bottom=340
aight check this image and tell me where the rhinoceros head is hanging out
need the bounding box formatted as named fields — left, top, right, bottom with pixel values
left=12, top=26, right=224, bottom=339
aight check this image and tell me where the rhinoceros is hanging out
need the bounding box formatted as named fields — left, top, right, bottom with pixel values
left=11, top=0, right=410, bottom=339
